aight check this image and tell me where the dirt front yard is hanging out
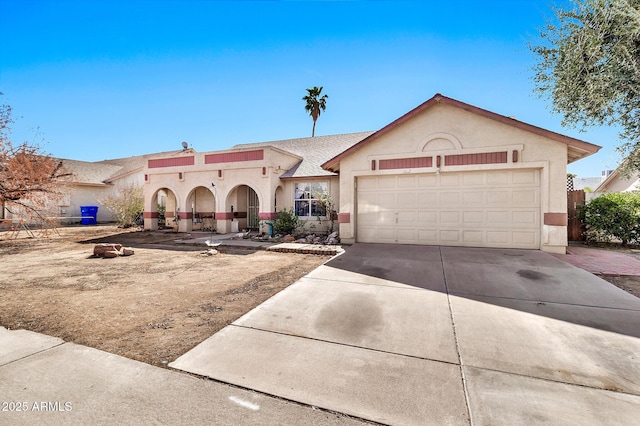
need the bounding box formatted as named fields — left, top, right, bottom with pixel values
left=0, top=226, right=327, bottom=367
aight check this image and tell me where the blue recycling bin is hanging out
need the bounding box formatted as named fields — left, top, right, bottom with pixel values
left=80, top=206, right=99, bottom=225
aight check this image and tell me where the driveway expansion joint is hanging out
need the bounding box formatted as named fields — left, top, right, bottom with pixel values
left=465, top=365, right=640, bottom=398
left=439, top=246, right=474, bottom=426
left=229, top=324, right=462, bottom=366
left=447, top=291, right=640, bottom=312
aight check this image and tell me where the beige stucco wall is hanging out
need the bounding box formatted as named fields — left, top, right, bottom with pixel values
left=335, top=103, right=569, bottom=253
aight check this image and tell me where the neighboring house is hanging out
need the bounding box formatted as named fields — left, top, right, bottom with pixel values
left=572, top=176, right=604, bottom=192
left=594, top=168, right=640, bottom=194
left=1, top=151, right=183, bottom=224
left=143, top=93, right=600, bottom=253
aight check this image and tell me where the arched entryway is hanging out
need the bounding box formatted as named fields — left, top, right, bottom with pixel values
left=186, top=186, right=216, bottom=231
left=226, top=185, right=260, bottom=231
left=146, top=187, right=179, bottom=230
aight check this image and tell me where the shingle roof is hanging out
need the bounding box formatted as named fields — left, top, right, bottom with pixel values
left=58, top=159, right=123, bottom=185
left=95, top=150, right=184, bottom=181
left=231, top=132, right=374, bottom=178
left=59, top=150, right=185, bottom=185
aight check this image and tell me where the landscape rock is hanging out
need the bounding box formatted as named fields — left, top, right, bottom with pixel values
left=102, top=250, right=120, bottom=258
left=121, top=247, right=135, bottom=256
left=283, top=235, right=295, bottom=242
left=93, top=243, right=123, bottom=257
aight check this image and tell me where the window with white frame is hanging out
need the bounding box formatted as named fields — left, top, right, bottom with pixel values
left=294, top=182, right=327, bottom=217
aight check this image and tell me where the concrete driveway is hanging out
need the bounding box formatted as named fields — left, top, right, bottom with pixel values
left=171, top=244, right=640, bottom=425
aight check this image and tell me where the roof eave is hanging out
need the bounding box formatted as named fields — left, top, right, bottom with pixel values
left=322, top=93, right=602, bottom=170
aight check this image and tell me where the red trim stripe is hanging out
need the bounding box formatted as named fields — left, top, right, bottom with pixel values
left=205, top=150, right=264, bottom=164
left=148, top=156, right=195, bottom=168
left=379, top=156, right=433, bottom=170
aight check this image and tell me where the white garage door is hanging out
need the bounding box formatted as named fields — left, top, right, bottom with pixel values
left=356, top=169, right=541, bottom=249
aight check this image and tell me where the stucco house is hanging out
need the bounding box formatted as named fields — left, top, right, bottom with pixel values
left=594, top=168, right=640, bottom=194
left=143, top=93, right=600, bottom=253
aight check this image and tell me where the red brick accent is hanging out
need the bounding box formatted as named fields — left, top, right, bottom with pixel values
left=216, top=212, right=233, bottom=220
left=259, top=212, right=278, bottom=220
left=143, top=212, right=159, bottom=219
left=148, top=156, right=195, bottom=168
left=205, top=150, right=264, bottom=164
left=379, top=156, right=432, bottom=170
left=338, top=213, right=351, bottom=224
left=544, top=213, right=567, bottom=226
left=444, top=151, right=507, bottom=166
left=178, top=212, right=193, bottom=220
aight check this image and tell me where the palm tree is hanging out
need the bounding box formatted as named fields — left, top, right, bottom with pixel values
left=303, top=86, right=328, bottom=137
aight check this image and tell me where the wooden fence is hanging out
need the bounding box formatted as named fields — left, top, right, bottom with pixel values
left=567, top=190, right=586, bottom=241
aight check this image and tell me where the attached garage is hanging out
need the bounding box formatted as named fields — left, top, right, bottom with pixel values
left=323, top=94, right=601, bottom=254
left=356, top=169, right=540, bottom=248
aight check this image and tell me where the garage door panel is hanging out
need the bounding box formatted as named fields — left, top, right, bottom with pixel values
left=440, top=174, right=461, bottom=186
left=418, top=192, right=437, bottom=207
left=398, top=175, right=416, bottom=188
left=486, top=231, right=509, bottom=244
left=397, top=193, right=416, bottom=208
left=357, top=170, right=540, bottom=249
left=486, top=191, right=510, bottom=205
left=398, top=211, right=416, bottom=224
left=440, top=192, right=460, bottom=204
left=439, top=230, right=461, bottom=242
left=440, top=211, right=460, bottom=224
left=463, top=172, right=487, bottom=186
left=418, top=229, right=438, bottom=243
left=419, top=211, right=438, bottom=224
left=486, top=171, right=511, bottom=185
left=463, top=211, right=483, bottom=223
left=512, top=231, right=538, bottom=245
left=462, top=192, right=483, bottom=205
left=512, top=211, right=538, bottom=225
left=379, top=211, right=396, bottom=224
left=486, top=211, right=509, bottom=224
left=462, top=230, right=483, bottom=243
left=358, top=176, right=378, bottom=190
left=512, top=190, right=539, bottom=207
left=512, top=169, right=539, bottom=184
left=418, top=175, right=437, bottom=186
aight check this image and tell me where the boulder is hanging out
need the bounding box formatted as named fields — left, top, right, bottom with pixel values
left=94, top=243, right=122, bottom=257
left=102, top=250, right=120, bottom=258
left=121, top=247, right=135, bottom=256
left=283, top=235, right=295, bottom=242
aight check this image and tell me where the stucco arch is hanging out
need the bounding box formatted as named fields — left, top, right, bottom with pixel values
left=421, top=133, right=463, bottom=152
left=144, top=186, right=180, bottom=230
left=224, top=183, right=263, bottom=231
left=185, top=185, right=216, bottom=231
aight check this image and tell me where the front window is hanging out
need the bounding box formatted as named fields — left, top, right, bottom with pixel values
left=294, top=182, right=327, bottom=217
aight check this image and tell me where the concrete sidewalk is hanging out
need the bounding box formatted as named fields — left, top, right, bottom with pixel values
left=172, top=244, right=640, bottom=425
left=0, top=327, right=364, bottom=425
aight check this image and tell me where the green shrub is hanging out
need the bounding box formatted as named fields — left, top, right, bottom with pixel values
left=272, top=208, right=301, bottom=235
left=580, top=192, right=640, bottom=245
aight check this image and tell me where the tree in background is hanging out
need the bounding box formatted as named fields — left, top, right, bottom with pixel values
left=530, top=0, right=640, bottom=172
left=303, top=86, right=328, bottom=137
left=0, top=94, right=71, bottom=220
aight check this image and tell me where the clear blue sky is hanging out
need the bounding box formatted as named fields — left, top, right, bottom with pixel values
left=0, top=0, right=623, bottom=177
